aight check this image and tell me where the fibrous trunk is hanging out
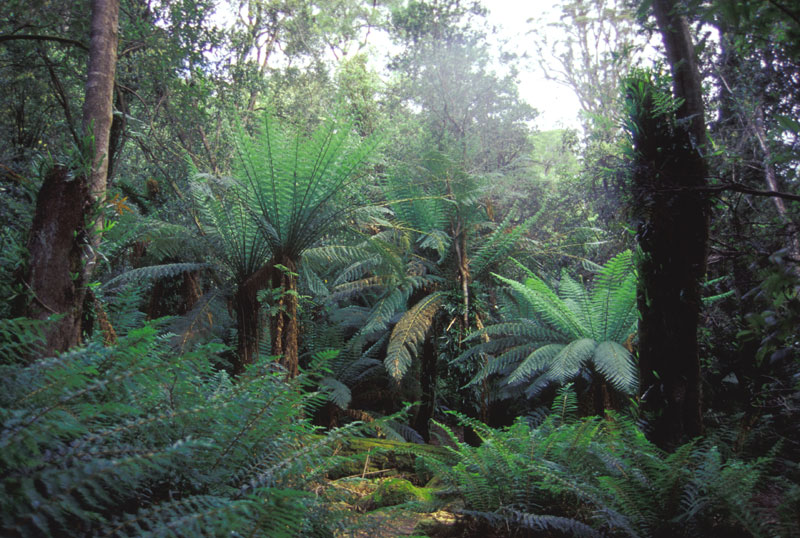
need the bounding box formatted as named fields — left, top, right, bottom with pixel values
left=233, top=264, right=271, bottom=374
left=270, top=257, right=299, bottom=378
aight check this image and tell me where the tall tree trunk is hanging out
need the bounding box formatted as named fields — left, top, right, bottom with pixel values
left=22, top=0, right=119, bottom=356
left=636, top=0, right=709, bottom=448
left=83, top=0, right=119, bottom=202
left=82, top=0, right=120, bottom=277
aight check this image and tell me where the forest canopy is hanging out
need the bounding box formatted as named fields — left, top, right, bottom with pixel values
left=1, top=0, right=799, bottom=536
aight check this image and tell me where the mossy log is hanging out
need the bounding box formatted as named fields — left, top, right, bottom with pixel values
left=327, top=437, right=454, bottom=480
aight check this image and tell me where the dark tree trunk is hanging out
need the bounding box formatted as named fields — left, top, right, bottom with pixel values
left=413, top=333, right=437, bottom=442
left=634, top=101, right=708, bottom=450
left=269, top=257, right=300, bottom=378
left=233, top=264, right=271, bottom=374
left=634, top=0, right=709, bottom=449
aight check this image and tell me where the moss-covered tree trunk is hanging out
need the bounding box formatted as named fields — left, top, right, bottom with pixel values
left=634, top=0, right=709, bottom=449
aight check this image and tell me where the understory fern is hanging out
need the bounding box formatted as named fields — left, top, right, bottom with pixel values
left=425, top=413, right=789, bottom=537
left=460, top=251, right=638, bottom=398
left=0, top=322, right=379, bottom=537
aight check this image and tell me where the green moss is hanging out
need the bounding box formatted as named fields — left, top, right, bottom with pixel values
left=369, top=478, right=435, bottom=508
left=326, top=437, right=454, bottom=481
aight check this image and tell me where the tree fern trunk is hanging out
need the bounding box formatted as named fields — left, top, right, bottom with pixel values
left=270, top=257, right=299, bottom=379
left=234, top=264, right=271, bottom=374
left=413, top=333, right=437, bottom=442
left=22, top=166, right=88, bottom=355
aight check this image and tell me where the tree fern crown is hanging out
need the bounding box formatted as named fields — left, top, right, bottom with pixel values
left=463, top=251, right=638, bottom=396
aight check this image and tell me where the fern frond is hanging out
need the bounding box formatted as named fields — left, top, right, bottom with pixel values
left=385, top=292, right=445, bottom=381
left=234, top=110, right=379, bottom=259
left=299, top=263, right=329, bottom=297
left=592, top=341, right=637, bottom=395
left=468, top=343, right=539, bottom=386
left=590, top=251, right=637, bottom=342
left=319, top=376, right=352, bottom=410
left=551, top=383, right=579, bottom=424
left=494, top=273, right=586, bottom=339
left=0, top=317, right=46, bottom=364
left=559, top=273, right=593, bottom=331
left=103, top=263, right=207, bottom=291
left=547, top=338, right=597, bottom=384
left=470, top=210, right=537, bottom=278
left=329, top=276, right=390, bottom=302
left=462, top=320, right=565, bottom=343
left=507, top=343, right=566, bottom=385
left=500, top=509, right=601, bottom=537
left=359, top=285, right=412, bottom=336
left=303, top=244, right=371, bottom=268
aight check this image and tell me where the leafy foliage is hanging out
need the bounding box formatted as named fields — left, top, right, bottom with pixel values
left=462, top=251, right=638, bottom=397
left=385, top=291, right=446, bottom=380
left=0, top=322, right=379, bottom=537
left=235, top=110, right=379, bottom=260
left=426, top=413, right=791, bottom=537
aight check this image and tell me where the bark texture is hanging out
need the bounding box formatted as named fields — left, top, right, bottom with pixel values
left=83, top=0, right=119, bottom=204
left=233, top=264, right=271, bottom=374
left=23, top=167, right=89, bottom=354
left=270, top=258, right=300, bottom=379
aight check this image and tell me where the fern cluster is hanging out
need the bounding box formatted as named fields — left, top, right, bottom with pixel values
left=426, top=413, right=794, bottom=537
left=0, top=322, right=375, bottom=537
left=460, top=251, right=638, bottom=399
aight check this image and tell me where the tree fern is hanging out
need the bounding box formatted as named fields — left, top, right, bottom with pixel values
left=461, top=252, right=638, bottom=398
left=470, top=209, right=539, bottom=278
left=235, top=110, right=379, bottom=260
left=103, top=262, right=208, bottom=291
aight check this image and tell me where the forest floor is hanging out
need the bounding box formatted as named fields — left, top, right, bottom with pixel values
left=327, top=437, right=462, bottom=537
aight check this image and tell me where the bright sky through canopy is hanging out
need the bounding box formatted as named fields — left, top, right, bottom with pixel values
left=486, top=1, right=582, bottom=131
left=211, top=0, right=584, bottom=131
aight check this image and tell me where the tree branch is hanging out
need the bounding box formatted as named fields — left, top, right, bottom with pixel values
left=768, top=0, right=800, bottom=27
left=37, top=48, right=81, bottom=147
left=705, top=182, right=800, bottom=203
left=0, top=34, right=88, bottom=51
